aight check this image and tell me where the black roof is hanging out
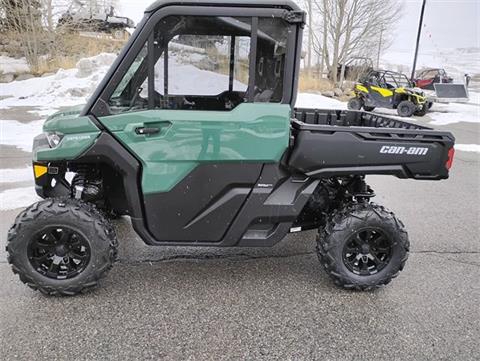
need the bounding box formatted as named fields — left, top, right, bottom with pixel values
left=145, top=0, right=301, bottom=13
left=372, top=70, right=409, bottom=77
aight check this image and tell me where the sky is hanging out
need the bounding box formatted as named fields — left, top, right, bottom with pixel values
left=117, top=0, right=480, bottom=53
left=393, top=0, right=479, bottom=51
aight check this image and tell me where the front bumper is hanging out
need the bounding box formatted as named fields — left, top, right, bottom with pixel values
left=32, top=134, right=70, bottom=198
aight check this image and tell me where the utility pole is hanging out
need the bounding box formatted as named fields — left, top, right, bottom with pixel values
left=307, top=0, right=312, bottom=74
left=411, top=0, right=427, bottom=80
left=376, top=28, right=383, bottom=69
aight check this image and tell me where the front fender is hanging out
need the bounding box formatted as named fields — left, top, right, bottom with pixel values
left=35, top=115, right=101, bottom=162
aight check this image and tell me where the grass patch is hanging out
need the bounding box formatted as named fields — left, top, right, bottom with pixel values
left=298, top=72, right=335, bottom=92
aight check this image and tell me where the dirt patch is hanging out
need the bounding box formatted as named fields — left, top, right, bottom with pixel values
left=0, top=107, right=43, bottom=122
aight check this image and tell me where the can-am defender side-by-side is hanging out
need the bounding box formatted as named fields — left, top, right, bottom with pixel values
left=7, top=0, right=455, bottom=296
left=348, top=70, right=433, bottom=117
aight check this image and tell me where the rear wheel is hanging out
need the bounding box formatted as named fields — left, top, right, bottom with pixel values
left=317, top=203, right=409, bottom=290
left=347, top=97, right=363, bottom=110
left=7, top=198, right=118, bottom=296
left=397, top=100, right=416, bottom=117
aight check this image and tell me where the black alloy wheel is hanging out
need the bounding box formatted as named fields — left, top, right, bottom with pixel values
left=28, top=226, right=91, bottom=280
left=342, top=228, right=393, bottom=276
left=316, top=203, right=409, bottom=290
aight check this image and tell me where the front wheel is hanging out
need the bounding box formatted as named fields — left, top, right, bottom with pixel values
left=7, top=198, right=118, bottom=296
left=397, top=100, right=416, bottom=117
left=363, top=105, right=375, bottom=112
left=414, top=103, right=429, bottom=116
left=317, top=203, right=409, bottom=290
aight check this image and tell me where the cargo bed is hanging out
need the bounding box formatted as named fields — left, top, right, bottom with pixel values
left=289, top=108, right=455, bottom=180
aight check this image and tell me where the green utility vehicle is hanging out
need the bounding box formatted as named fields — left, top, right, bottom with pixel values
left=7, top=0, right=455, bottom=296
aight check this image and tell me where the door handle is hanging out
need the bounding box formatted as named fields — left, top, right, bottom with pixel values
left=135, top=127, right=160, bottom=135
left=133, top=121, right=172, bottom=136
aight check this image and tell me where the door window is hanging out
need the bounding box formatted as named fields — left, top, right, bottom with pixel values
left=151, top=16, right=253, bottom=111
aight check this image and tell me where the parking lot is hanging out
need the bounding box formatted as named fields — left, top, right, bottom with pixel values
left=0, top=108, right=479, bottom=360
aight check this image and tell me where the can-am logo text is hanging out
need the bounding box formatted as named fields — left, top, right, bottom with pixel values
left=380, top=146, right=428, bottom=155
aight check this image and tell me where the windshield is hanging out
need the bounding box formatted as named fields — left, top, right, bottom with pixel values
left=111, top=44, right=147, bottom=99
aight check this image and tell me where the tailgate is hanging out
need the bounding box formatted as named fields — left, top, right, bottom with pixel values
left=288, top=109, right=455, bottom=180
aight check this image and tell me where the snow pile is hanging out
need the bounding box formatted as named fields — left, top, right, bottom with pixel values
left=76, top=53, right=117, bottom=78
left=0, top=53, right=116, bottom=111
left=0, top=56, right=30, bottom=74
left=296, top=93, right=347, bottom=109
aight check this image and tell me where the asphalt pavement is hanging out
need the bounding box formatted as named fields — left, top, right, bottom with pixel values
left=0, top=106, right=479, bottom=360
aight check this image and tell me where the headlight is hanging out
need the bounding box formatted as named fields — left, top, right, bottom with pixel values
left=45, top=132, right=63, bottom=148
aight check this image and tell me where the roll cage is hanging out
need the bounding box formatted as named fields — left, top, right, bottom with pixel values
left=82, top=0, right=305, bottom=117
left=362, top=70, right=414, bottom=89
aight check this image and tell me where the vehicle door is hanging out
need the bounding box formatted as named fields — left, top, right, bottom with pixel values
left=90, top=7, right=297, bottom=243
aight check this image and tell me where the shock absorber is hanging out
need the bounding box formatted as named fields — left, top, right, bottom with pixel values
left=350, top=176, right=375, bottom=203
left=71, top=165, right=104, bottom=203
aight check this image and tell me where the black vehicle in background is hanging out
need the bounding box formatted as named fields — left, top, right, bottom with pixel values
left=58, top=0, right=135, bottom=39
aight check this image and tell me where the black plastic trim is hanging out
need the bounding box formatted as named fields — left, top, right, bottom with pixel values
left=247, top=17, right=258, bottom=102
left=75, top=132, right=144, bottom=219
left=145, top=0, right=301, bottom=13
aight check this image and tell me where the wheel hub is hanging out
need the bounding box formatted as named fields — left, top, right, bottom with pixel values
left=342, top=228, right=393, bottom=276
left=360, top=243, right=370, bottom=254
left=55, top=245, right=68, bottom=257
left=27, top=227, right=91, bottom=280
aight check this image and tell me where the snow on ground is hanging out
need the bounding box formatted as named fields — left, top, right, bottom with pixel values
left=429, top=102, right=480, bottom=126
left=0, top=167, right=33, bottom=183
left=0, top=168, right=40, bottom=210
left=0, top=119, right=43, bottom=152
left=295, top=93, right=346, bottom=109
left=0, top=56, right=30, bottom=74
left=0, top=187, right=40, bottom=211
left=455, top=144, right=480, bottom=153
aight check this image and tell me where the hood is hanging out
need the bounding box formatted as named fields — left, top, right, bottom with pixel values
left=43, top=104, right=100, bottom=134
left=404, top=87, right=425, bottom=95
left=46, top=104, right=85, bottom=122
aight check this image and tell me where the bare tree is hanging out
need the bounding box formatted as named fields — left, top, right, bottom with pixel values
left=41, top=0, right=54, bottom=31
left=310, top=0, right=402, bottom=84
left=0, top=0, right=43, bottom=69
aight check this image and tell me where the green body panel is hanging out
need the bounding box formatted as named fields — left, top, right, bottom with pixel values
left=100, top=103, right=291, bottom=194
left=34, top=106, right=101, bottom=161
